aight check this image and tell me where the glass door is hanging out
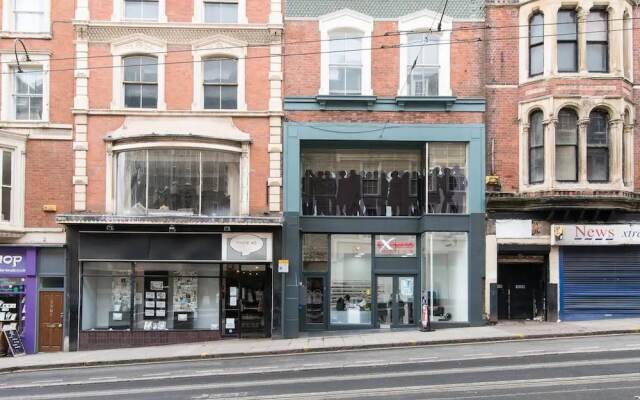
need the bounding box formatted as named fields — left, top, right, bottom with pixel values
left=303, top=276, right=327, bottom=329
left=376, top=275, right=416, bottom=328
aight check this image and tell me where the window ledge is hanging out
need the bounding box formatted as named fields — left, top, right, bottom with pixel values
left=56, top=214, right=283, bottom=226
left=396, top=96, right=457, bottom=111
left=0, top=225, right=25, bottom=239
left=0, top=32, right=51, bottom=39
left=316, top=95, right=378, bottom=110
left=487, top=190, right=640, bottom=212
left=83, top=109, right=278, bottom=117
left=285, top=96, right=485, bottom=112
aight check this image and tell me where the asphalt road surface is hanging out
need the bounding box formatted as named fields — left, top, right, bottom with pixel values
left=1, top=334, right=640, bottom=399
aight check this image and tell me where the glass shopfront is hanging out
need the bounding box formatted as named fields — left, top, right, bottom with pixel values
left=300, top=143, right=467, bottom=217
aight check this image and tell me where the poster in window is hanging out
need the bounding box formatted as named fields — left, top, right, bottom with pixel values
left=150, top=281, right=164, bottom=291
left=156, top=292, right=166, bottom=300
left=145, top=301, right=155, bottom=308
left=156, top=301, right=166, bottom=309
left=145, top=292, right=155, bottom=300
left=156, top=309, right=166, bottom=317
left=112, top=277, right=131, bottom=312
left=172, top=277, right=198, bottom=312
left=144, top=309, right=155, bottom=317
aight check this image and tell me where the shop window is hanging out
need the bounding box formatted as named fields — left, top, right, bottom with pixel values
left=427, top=143, right=467, bottom=214
left=556, top=108, right=578, bottom=182
left=587, top=10, right=608, bottom=73
left=529, top=110, right=544, bottom=184
left=115, top=148, right=240, bottom=216
left=557, top=10, right=578, bottom=73
left=0, top=277, right=25, bottom=333
left=123, top=56, right=158, bottom=109
left=301, top=147, right=423, bottom=216
left=203, top=58, right=238, bottom=110
left=81, top=262, right=132, bottom=330
left=40, top=277, right=63, bottom=289
left=303, top=234, right=328, bottom=273
left=406, top=32, right=439, bottom=96
left=422, top=232, right=468, bottom=323
left=328, top=29, right=363, bottom=95
left=587, top=110, right=609, bottom=182
left=204, top=0, right=238, bottom=23
left=330, top=235, right=372, bottom=325
left=14, top=68, right=43, bottom=120
left=124, top=0, right=159, bottom=20
left=529, top=13, right=544, bottom=77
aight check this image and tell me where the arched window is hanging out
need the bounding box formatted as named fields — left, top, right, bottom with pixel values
left=587, top=9, right=608, bottom=72
left=529, top=110, right=544, bottom=184
left=203, top=58, right=238, bottom=110
left=329, top=29, right=362, bottom=95
left=557, top=10, right=577, bottom=72
left=406, top=32, right=440, bottom=96
left=123, top=55, right=158, bottom=109
left=556, top=109, right=578, bottom=181
left=587, top=110, right=609, bottom=182
left=529, top=13, right=544, bottom=76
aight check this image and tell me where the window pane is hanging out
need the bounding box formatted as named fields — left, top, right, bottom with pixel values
left=344, top=37, right=362, bottom=65
left=124, top=2, right=142, bottom=19
left=30, top=96, right=43, bottom=119
left=529, top=14, right=544, bottom=45
left=586, top=11, right=608, bottom=42
left=345, top=67, right=361, bottom=94
left=14, top=97, right=29, bottom=120
left=14, top=0, right=43, bottom=12
left=557, top=110, right=578, bottom=144
left=303, top=234, right=328, bottom=273
left=140, top=85, right=158, bottom=108
left=220, top=3, right=238, bottom=23
left=556, top=146, right=577, bottom=181
left=1, top=187, right=10, bottom=222
left=587, top=43, right=608, bottom=72
left=147, top=149, right=200, bottom=215
left=329, top=67, right=345, bottom=95
left=530, top=44, right=543, bottom=75
left=588, top=111, right=608, bottom=144
left=81, top=262, right=133, bottom=331
left=3, top=151, right=12, bottom=187
left=329, top=36, right=346, bottom=65
left=220, top=59, right=237, bottom=83
left=141, top=58, right=158, bottom=83
left=330, top=235, right=372, bottom=326
left=530, top=111, right=544, bottom=146
left=204, top=60, right=221, bottom=83
left=557, top=42, right=577, bottom=72
left=422, top=232, right=468, bottom=323
left=15, top=12, right=43, bottom=32
left=301, top=147, right=423, bottom=216
left=204, top=86, right=221, bottom=109
left=530, top=148, right=544, bottom=183
left=409, top=67, right=438, bottom=96
left=428, top=143, right=467, bottom=214
left=124, top=57, right=141, bottom=81
left=133, top=263, right=221, bottom=331
left=116, top=150, right=147, bottom=215
left=142, top=1, right=159, bottom=19
left=587, top=148, right=608, bottom=181
left=124, top=84, right=142, bottom=108
left=220, top=86, right=237, bottom=109
left=201, top=151, right=240, bottom=216
left=15, top=73, right=29, bottom=94
left=557, top=10, right=577, bottom=40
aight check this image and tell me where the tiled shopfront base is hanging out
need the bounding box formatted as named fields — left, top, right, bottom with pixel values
left=79, top=330, right=221, bottom=350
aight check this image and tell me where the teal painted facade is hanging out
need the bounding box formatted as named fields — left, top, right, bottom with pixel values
left=280, top=121, right=486, bottom=338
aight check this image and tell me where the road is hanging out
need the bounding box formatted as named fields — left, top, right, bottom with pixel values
left=1, top=334, right=640, bottom=399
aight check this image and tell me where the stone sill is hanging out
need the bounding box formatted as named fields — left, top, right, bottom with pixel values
left=56, top=214, right=283, bottom=226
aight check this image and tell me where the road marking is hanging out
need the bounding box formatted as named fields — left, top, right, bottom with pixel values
left=570, top=346, right=600, bottom=351
left=626, top=343, right=640, bottom=347
left=248, top=366, right=279, bottom=371
left=463, top=353, right=492, bottom=357
left=142, top=372, right=170, bottom=377
left=408, top=357, right=439, bottom=362
left=196, top=369, right=224, bottom=374
left=301, top=363, right=331, bottom=368
left=351, top=359, right=384, bottom=364
left=29, top=379, right=62, bottom=384
left=517, top=349, right=545, bottom=354
left=88, top=376, right=117, bottom=381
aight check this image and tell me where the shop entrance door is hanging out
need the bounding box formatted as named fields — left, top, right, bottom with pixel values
left=303, top=276, right=327, bottom=330
left=38, top=292, right=63, bottom=352
left=376, top=275, right=416, bottom=328
left=222, top=265, right=268, bottom=338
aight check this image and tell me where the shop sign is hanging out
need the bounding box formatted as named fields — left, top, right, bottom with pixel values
left=222, top=233, right=272, bottom=262
left=375, top=235, right=416, bottom=257
left=0, top=248, right=34, bottom=276
left=277, top=259, right=289, bottom=273
left=551, top=224, right=640, bottom=246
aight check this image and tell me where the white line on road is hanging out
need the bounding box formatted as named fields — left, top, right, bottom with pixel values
left=88, top=376, right=117, bottom=381
left=517, top=349, right=546, bottom=354
left=351, top=359, right=384, bottom=364
left=626, top=343, right=640, bottom=347
left=301, top=363, right=331, bottom=368
left=463, top=353, right=493, bottom=357
left=408, top=357, right=439, bottom=362
left=196, top=369, right=224, bottom=374
left=142, top=372, right=170, bottom=377
left=570, top=346, right=601, bottom=351
left=29, top=380, right=62, bottom=384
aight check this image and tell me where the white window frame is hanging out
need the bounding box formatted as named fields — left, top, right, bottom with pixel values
left=398, top=9, right=452, bottom=97
left=0, top=53, right=50, bottom=122
left=319, top=9, right=373, bottom=96
left=0, top=131, right=26, bottom=231
left=193, top=0, right=247, bottom=24
left=2, top=0, right=50, bottom=35
left=111, top=35, right=167, bottom=111
left=192, top=36, right=246, bottom=111
left=113, top=0, right=167, bottom=22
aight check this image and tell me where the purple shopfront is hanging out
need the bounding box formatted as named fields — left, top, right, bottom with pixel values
left=0, top=248, right=37, bottom=353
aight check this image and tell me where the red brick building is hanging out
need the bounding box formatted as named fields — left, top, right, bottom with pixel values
left=60, top=0, right=284, bottom=350
left=485, top=0, right=640, bottom=323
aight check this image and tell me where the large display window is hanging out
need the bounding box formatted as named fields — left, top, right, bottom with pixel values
left=422, top=232, right=468, bottom=322
left=330, top=235, right=372, bottom=325
left=81, top=262, right=221, bottom=331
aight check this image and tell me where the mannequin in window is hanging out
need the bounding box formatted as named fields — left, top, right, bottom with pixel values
left=416, top=171, right=425, bottom=216
left=388, top=170, right=403, bottom=216
left=336, top=170, right=349, bottom=216
left=363, top=171, right=376, bottom=216
left=156, top=185, right=170, bottom=211
left=443, top=167, right=456, bottom=213
left=302, top=170, right=315, bottom=215
left=130, top=163, right=146, bottom=210
left=326, top=171, right=336, bottom=215
left=379, top=171, right=388, bottom=216
left=400, top=171, right=410, bottom=216
left=346, top=169, right=362, bottom=216
left=313, top=171, right=327, bottom=215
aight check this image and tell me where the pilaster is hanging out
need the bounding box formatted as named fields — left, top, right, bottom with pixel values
left=73, top=23, right=90, bottom=211
left=577, top=118, right=589, bottom=183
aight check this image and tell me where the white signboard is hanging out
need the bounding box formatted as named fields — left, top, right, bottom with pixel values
left=551, top=224, right=640, bottom=246
left=222, top=233, right=272, bottom=262
left=495, top=220, right=532, bottom=239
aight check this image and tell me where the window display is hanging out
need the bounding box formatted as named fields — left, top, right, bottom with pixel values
left=81, top=262, right=132, bottom=330
left=427, top=143, right=467, bottom=214
left=422, top=232, right=468, bottom=322
left=330, top=235, right=372, bottom=325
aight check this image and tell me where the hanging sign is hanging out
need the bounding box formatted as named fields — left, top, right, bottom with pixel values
left=2, top=330, right=25, bottom=357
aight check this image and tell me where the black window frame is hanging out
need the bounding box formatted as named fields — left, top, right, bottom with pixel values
left=529, top=110, right=545, bottom=184
left=557, top=9, right=578, bottom=73
left=587, top=110, right=610, bottom=182
left=529, top=13, right=544, bottom=77
left=555, top=108, right=579, bottom=182
left=586, top=9, right=609, bottom=73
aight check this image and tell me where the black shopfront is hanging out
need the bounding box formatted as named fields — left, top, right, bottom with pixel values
left=61, top=217, right=281, bottom=351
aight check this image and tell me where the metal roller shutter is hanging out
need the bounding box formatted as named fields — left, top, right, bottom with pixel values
left=561, top=246, right=640, bottom=321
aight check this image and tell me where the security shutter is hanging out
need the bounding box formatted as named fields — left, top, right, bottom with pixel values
left=562, top=246, right=640, bottom=321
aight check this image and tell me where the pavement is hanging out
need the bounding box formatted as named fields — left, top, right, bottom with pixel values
left=2, top=318, right=640, bottom=372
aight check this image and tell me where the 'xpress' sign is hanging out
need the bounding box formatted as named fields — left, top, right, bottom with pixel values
left=551, top=224, right=640, bottom=246
left=0, top=248, right=32, bottom=276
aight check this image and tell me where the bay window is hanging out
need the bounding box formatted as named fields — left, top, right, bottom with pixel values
left=329, top=30, right=362, bottom=95
left=529, top=110, right=544, bottom=184
left=116, top=148, right=240, bottom=216
left=557, top=10, right=578, bottom=73
left=587, top=10, right=608, bottom=73
left=587, top=110, right=609, bottom=182
left=555, top=109, right=578, bottom=182
left=529, top=13, right=544, bottom=76
left=407, top=33, right=439, bottom=96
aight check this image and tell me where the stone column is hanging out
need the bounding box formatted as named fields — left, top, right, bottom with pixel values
left=577, top=8, right=589, bottom=73
left=545, top=118, right=557, bottom=185
left=623, top=124, right=634, bottom=186
left=267, top=30, right=283, bottom=213
left=578, top=118, right=589, bottom=183
left=610, top=118, right=623, bottom=184
left=73, top=24, right=90, bottom=211
left=521, top=123, right=530, bottom=186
